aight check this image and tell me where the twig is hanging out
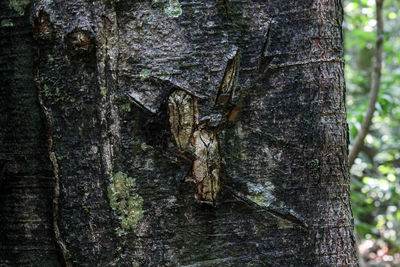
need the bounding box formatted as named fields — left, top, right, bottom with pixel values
left=349, top=0, right=384, bottom=168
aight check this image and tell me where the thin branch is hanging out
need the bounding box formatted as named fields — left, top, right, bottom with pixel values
left=349, top=0, right=384, bottom=168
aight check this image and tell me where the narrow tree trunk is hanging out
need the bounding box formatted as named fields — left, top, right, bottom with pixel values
left=348, top=0, right=384, bottom=168
left=1, top=0, right=358, bottom=266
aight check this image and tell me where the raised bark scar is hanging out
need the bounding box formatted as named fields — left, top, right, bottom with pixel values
left=165, top=34, right=277, bottom=205
left=168, top=90, right=223, bottom=204
left=168, top=49, right=240, bottom=204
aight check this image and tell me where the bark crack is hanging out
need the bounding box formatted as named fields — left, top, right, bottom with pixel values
left=225, top=185, right=309, bottom=230
left=258, top=22, right=275, bottom=73
left=35, top=48, right=72, bottom=267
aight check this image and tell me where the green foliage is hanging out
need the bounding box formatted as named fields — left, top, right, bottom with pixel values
left=345, top=0, right=400, bottom=262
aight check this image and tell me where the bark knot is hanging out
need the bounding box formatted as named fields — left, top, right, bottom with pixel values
left=67, top=27, right=94, bottom=54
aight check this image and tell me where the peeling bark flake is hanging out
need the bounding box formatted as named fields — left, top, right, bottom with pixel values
left=168, top=90, right=224, bottom=204
left=168, top=90, right=197, bottom=151
left=216, top=47, right=240, bottom=106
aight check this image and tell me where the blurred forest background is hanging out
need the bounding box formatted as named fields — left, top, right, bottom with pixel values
left=344, top=0, right=400, bottom=265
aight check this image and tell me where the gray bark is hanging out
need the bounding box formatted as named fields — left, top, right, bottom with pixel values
left=0, top=0, right=358, bottom=266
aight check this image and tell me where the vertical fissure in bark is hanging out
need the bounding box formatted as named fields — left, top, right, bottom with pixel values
left=34, top=48, right=71, bottom=267
left=258, top=22, right=274, bottom=73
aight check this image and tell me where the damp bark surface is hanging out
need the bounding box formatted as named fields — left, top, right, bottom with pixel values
left=0, top=0, right=358, bottom=266
left=0, top=0, right=62, bottom=265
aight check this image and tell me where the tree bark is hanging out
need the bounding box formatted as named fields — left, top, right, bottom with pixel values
left=0, top=0, right=358, bottom=266
left=0, top=1, right=62, bottom=265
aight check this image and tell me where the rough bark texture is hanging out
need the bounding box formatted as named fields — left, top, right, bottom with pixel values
left=0, top=0, right=358, bottom=266
left=0, top=1, right=62, bottom=265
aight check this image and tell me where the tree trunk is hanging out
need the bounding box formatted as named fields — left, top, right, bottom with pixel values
left=0, top=0, right=62, bottom=265
left=0, top=0, right=358, bottom=266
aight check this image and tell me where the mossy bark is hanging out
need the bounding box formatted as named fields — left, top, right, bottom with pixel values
left=0, top=0, right=358, bottom=266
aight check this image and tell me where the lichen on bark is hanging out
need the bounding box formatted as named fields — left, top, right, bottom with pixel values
left=0, top=0, right=357, bottom=265
left=108, top=172, right=144, bottom=234
left=9, top=0, right=30, bottom=15
left=164, top=0, right=182, bottom=18
left=246, top=181, right=276, bottom=207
